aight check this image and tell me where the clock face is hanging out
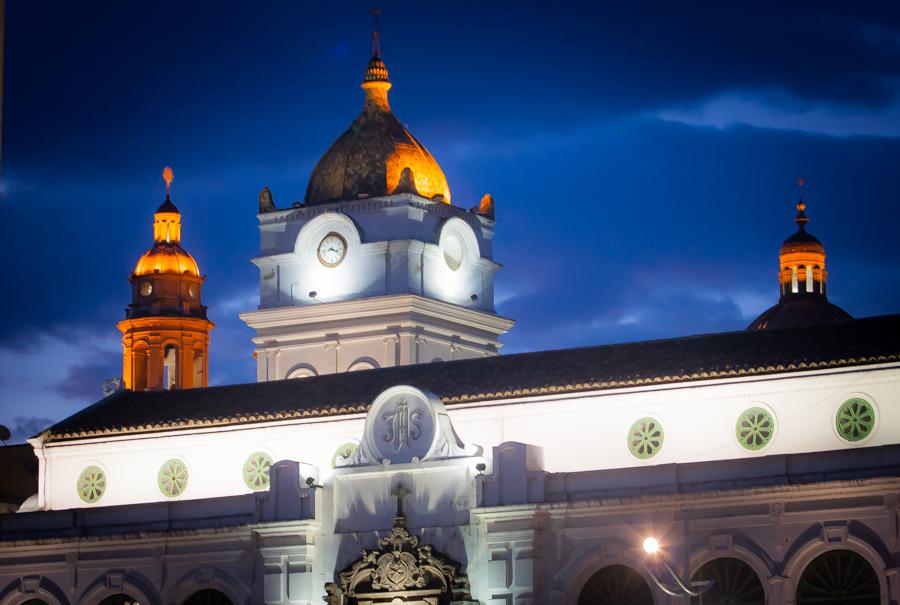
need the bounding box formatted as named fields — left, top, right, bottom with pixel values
left=140, top=281, right=153, bottom=296
left=317, top=233, right=347, bottom=267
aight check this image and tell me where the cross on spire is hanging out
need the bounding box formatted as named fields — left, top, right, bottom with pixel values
left=371, top=7, right=383, bottom=57
left=391, top=482, right=411, bottom=526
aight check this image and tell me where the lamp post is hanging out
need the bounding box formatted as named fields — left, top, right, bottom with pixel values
left=642, top=536, right=713, bottom=601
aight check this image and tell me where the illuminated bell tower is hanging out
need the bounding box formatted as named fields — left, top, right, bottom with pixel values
left=118, top=168, right=214, bottom=390
left=748, top=182, right=852, bottom=330
left=240, top=26, right=513, bottom=381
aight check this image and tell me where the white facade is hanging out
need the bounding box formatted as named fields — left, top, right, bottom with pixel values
left=241, top=195, right=513, bottom=381
left=26, top=363, right=900, bottom=512
left=3, top=360, right=899, bottom=604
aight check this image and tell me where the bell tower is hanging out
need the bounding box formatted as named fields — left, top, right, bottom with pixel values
left=118, top=168, right=214, bottom=390
left=240, top=30, right=513, bottom=382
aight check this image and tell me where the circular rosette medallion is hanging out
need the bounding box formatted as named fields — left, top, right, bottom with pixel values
left=627, top=417, right=664, bottom=460
left=158, top=458, right=189, bottom=498
left=736, top=406, right=776, bottom=451
left=835, top=398, right=876, bottom=442
left=77, top=466, right=106, bottom=504
left=243, top=451, right=273, bottom=490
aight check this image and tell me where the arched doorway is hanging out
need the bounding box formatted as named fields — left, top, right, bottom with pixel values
left=796, top=550, right=880, bottom=605
left=98, top=597, right=141, bottom=605
left=577, top=564, right=653, bottom=605
left=690, top=557, right=764, bottom=604
left=182, top=589, right=232, bottom=605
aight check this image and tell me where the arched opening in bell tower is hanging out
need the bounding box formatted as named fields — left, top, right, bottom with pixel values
left=164, top=345, right=178, bottom=390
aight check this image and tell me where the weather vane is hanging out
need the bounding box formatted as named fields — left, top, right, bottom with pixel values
left=163, top=166, right=174, bottom=195
left=371, top=7, right=383, bottom=57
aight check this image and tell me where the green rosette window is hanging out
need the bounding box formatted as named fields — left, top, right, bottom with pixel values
left=836, top=398, right=876, bottom=442
left=627, top=417, right=664, bottom=459
left=736, top=407, right=775, bottom=451
left=243, top=452, right=273, bottom=491
left=158, top=459, right=189, bottom=498
left=77, top=466, right=106, bottom=503
left=331, top=443, right=358, bottom=468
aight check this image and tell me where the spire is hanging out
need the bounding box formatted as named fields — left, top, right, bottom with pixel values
left=794, top=177, right=808, bottom=230
left=371, top=7, right=383, bottom=58
left=157, top=165, right=180, bottom=214
left=361, top=9, right=391, bottom=111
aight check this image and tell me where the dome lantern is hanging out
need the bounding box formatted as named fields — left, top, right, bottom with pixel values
left=748, top=182, right=851, bottom=330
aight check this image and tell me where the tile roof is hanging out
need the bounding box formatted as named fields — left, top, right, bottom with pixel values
left=43, top=314, right=900, bottom=442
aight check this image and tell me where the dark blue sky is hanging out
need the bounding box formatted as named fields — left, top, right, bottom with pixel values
left=2, top=1, right=899, bottom=442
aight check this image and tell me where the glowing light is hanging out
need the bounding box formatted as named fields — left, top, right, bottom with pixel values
left=643, top=536, right=660, bottom=554
left=163, top=166, right=174, bottom=193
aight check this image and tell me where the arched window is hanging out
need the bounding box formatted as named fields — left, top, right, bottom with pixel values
left=796, top=550, right=880, bottom=605
left=287, top=366, right=316, bottom=379
left=578, top=564, right=653, bottom=605
left=690, top=557, right=764, bottom=604
left=347, top=359, right=378, bottom=372
left=98, top=596, right=141, bottom=605
left=164, top=345, right=178, bottom=389
left=132, top=344, right=149, bottom=391
left=182, top=589, right=233, bottom=605
left=192, top=348, right=204, bottom=387
left=791, top=266, right=799, bottom=293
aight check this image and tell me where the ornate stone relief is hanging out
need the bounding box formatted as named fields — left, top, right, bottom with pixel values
left=339, top=385, right=480, bottom=467
left=324, top=516, right=472, bottom=604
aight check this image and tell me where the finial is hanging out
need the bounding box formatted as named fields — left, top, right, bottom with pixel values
left=163, top=166, right=174, bottom=197
left=371, top=7, right=383, bottom=58
left=794, top=177, right=808, bottom=229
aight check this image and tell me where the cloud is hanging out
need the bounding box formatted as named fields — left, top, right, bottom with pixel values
left=3, top=416, right=55, bottom=444
left=52, top=358, right=121, bottom=401
left=656, top=90, right=900, bottom=138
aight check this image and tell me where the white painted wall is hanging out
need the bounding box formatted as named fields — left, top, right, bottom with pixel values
left=34, top=363, right=900, bottom=511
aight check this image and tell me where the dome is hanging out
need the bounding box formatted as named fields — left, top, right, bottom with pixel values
left=781, top=226, right=824, bottom=256
left=133, top=194, right=201, bottom=277
left=305, top=55, right=452, bottom=206
left=748, top=196, right=851, bottom=330
left=780, top=200, right=824, bottom=255
left=747, top=298, right=852, bottom=330
left=134, top=244, right=200, bottom=277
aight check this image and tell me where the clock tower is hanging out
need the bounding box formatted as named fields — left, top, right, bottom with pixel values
left=240, top=44, right=513, bottom=381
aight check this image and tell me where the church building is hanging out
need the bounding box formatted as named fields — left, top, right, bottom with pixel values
left=0, top=32, right=898, bottom=605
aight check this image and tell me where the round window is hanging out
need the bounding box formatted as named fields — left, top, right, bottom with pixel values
left=835, top=398, right=876, bottom=442
left=158, top=458, right=189, bottom=498
left=243, top=451, right=273, bottom=491
left=140, top=281, right=153, bottom=296
left=736, top=406, right=776, bottom=451
left=443, top=234, right=464, bottom=271
left=77, top=465, right=106, bottom=504
left=627, top=417, right=664, bottom=459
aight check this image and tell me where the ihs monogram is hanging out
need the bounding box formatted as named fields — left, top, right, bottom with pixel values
left=382, top=399, right=422, bottom=450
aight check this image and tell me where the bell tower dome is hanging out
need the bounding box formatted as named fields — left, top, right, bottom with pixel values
left=118, top=168, right=215, bottom=390
left=748, top=184, right=852, bottom=330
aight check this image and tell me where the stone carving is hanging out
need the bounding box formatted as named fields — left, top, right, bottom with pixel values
left=324, top=516, right=472, bottom=603
left=339, top=385, right=480, bottom=467
left=392, top=166, right=420, bottom=196
left=258, top=186, right=278, bottom=213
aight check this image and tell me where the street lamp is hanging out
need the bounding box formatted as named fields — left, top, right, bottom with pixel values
left=642, top=536, right=713, bottom=599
